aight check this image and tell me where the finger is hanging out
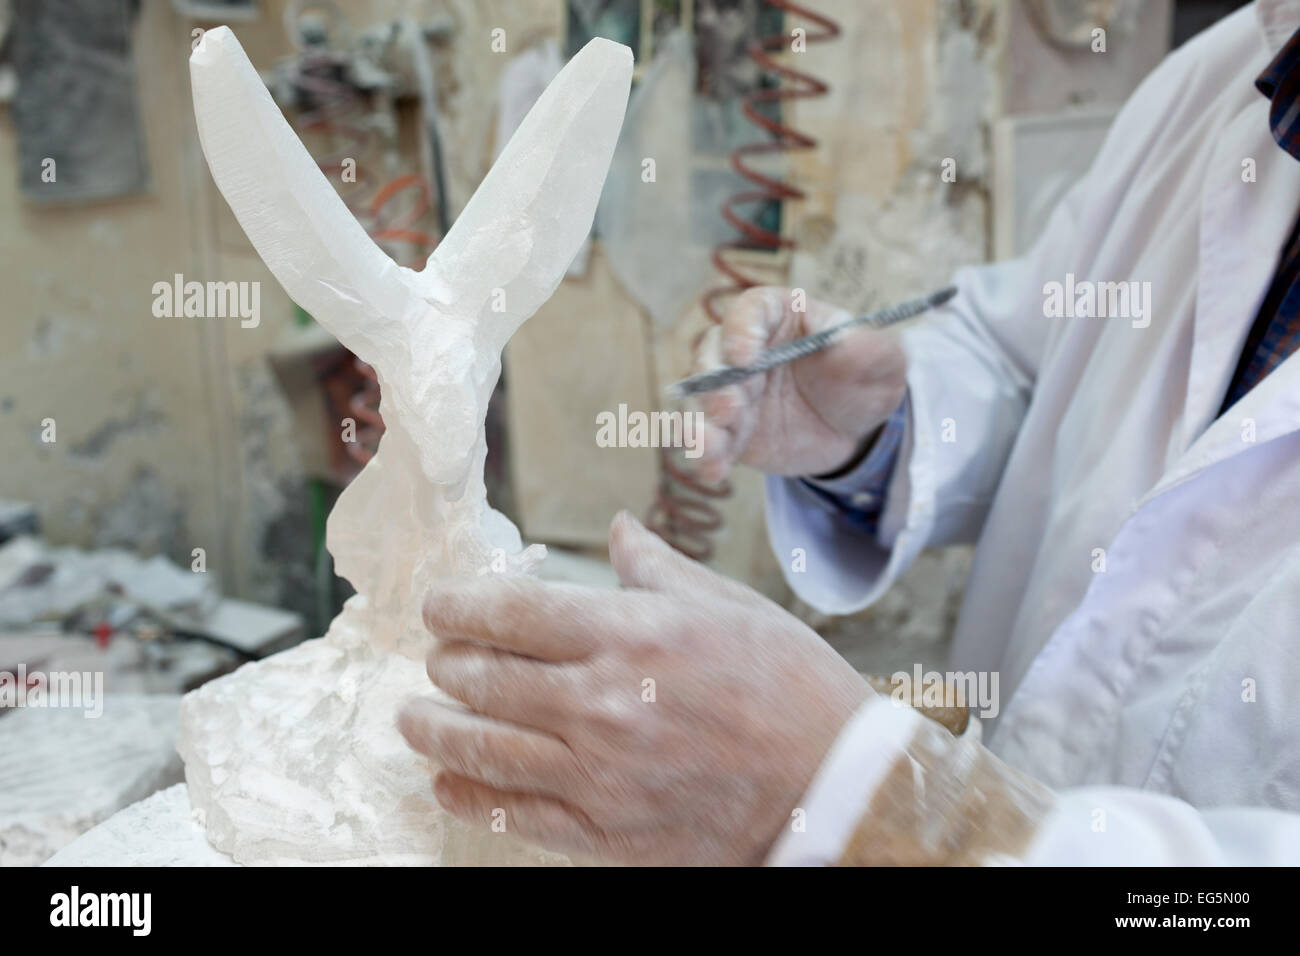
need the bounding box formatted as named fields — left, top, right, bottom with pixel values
left=423, top=576, right=660, bottom=658
left=714, top=386, right=761, bottom=471
left=432, top=770, right=607, bottom=858
left=607, top=510, right=760, bottom=605
left=434, top=770, right=670, bottom=868
left=397, top=697, right=581, bottom=799
left=698, top=383, right=747, bottom=432
left=692, top=321, right=725, bottom=374
left=426, top=642, right=575, bottom=733
left=721, top=287, right=788, bottom=368
left=694, top=420, right=735, bottom=483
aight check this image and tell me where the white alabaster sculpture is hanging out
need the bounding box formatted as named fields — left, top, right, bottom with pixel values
left=179, top=27, right=631, bottom=864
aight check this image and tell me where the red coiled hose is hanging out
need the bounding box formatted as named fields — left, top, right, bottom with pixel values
left=647, top=1, right=840, bottom=561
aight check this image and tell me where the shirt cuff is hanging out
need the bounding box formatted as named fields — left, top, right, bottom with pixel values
left=797, top=396, right=910, bottom=539
left=764, top=693, right=925, bottom=866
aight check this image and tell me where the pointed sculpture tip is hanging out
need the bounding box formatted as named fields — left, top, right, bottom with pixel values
left=189, top=24, right=237, bottom=68
left=576, top=35, right=635, bottom=71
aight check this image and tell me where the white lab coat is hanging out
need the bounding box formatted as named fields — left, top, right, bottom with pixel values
left=766, top=0, right=1300, bottom=864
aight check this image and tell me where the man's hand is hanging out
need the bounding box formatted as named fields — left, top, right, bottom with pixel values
left=696, top=286, right=908, bottom=482
left=398, top=511, right=871, bottom=865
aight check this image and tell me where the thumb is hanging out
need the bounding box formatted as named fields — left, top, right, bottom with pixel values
left=608, top=510, right=756, bottom=604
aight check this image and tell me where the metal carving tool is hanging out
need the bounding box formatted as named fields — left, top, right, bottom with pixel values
left=667, top=285, right=958, bottom=399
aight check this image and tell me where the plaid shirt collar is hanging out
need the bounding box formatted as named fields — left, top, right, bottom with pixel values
left=1257, top=23, right=1300, bottom=160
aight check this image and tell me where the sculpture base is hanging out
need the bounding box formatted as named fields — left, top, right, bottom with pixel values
left=170, top=604, right=569, bottom=866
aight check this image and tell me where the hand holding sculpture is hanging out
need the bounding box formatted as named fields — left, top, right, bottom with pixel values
left=399, top=511, right=872, bottom=865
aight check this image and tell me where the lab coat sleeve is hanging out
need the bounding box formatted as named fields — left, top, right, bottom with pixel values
left=766, top=697, right=1300, bottom=866
left=764, top=26, right=1209, bottom=616
left=764, top=235, right=1072, bottom=616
